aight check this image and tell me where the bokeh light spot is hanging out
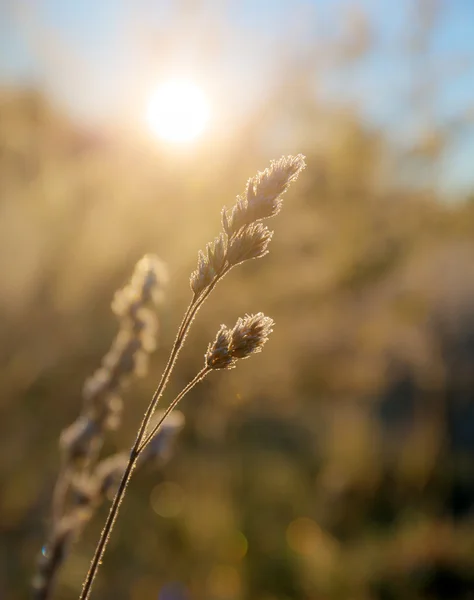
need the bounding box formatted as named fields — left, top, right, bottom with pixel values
left=286, top=517, right=322, bottom=556
left=207, top=565, right=241, bottom=599
left=219, top=530, right=248, bottom=562
left=150, top=481, right=185, bottom=518
left=231, top=531, right=248, bottom=561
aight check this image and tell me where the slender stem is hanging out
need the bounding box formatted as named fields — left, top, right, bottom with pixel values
left=139, top=367, right=209, bottom=454
left=135, top=269, right=227, bottom=448
left=141, top=270, right=225, bottom=442
left=78, top=446, right=137, bottom=600
left=79, top=273, right=225, bottom=600
left=78, top=369, right=209, bottom=600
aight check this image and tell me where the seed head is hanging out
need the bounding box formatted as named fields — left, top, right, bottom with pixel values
left=80, top=254, right=164, bottom=443
left=113, top=254, right=167, bottom=316
left=207, top=233, right=227, bottom=273
left=226, top=222, right=273, bottom=266
left=133, top=254, right=168, bottom=304
left=190, top=233, right=229, bottom=297
left=223, top=154, right=306, bottom=236
left=190, top=251, right=216, bottom=297
left=206, top=325, right=236, bottom=369
left=59, top=417, right=99, bottom=464
left=206, top=313, right=274, bottom=370
left=230, top=313, right=274, bottom=359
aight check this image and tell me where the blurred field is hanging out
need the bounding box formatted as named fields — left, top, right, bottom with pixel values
left=1, top=1, right=474, bottom=599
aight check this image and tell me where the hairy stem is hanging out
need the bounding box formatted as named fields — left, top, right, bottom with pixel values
left=79, top=274, right=224, bottom=600
left=139, top=367, right=209, bottom=454
left=79, top=368, right=209, bottom=600
left=78, top=445, right=137, bottom=600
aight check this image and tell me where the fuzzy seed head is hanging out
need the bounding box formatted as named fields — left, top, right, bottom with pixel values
left=113, top=254, right=167, bottom=316
left=209, top=233, right=227, bottom=273
left=226, top=223, right=273, bottom=266
left=190, top=250, right=216, bottom=297
left=249, top=154, right=306, bottom=212
left=230, top=313, right=274, bottom=359
left=206, top=313, right=274, bottom=370
left=222, top=196, right=248, bottom=237
left=81, top=254, right=164, bottom=438
left=223, top=154, right=306, bottom=236
left=206, top=325, right=236, bottom=369
left=59, top=417, right=99, bottom=463
left=133, top=254, right=168, bottom=303
left=190, top=233, right=229, bottom=297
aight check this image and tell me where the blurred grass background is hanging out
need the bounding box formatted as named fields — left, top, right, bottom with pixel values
left=2, top=1, right=474, bottom=599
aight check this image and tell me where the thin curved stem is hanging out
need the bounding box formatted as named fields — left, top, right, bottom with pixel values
left=138, top=367, right=209, bottom=454
left=79, top=273, right=225, bottom=600
left=78, top=445, right=136, bottom=600
left=78, top=369, right=209, bottom=600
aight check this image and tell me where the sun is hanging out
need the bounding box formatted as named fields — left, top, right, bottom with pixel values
left=146, top=80, right=210, bottom=143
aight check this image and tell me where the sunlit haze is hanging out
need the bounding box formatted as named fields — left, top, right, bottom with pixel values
left=3, top=2, right=474, bottom=598
left=146, top=80, right=210, bottom=143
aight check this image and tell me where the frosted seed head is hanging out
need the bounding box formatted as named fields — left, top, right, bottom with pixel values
left=206, top=325, right=236, bottom=370
left=221, top=206, right=230, bottom=235
left=230, top=313, right=274, bottom=359
left=209, top=233, right=227, bottom=274
left=206, top=314, right=274, bottom=370
left=103, top=395, right=123, bottom=430
left=223, top=154, right=306, bottom=237
left=69, top=474, right=99, bottom=508
left=112, top=255, right=168, bottom=317
left=225, top=196, right=249, bottom=237
left=190, top=249, right=217, bottom=297
left=59, top=417, right=99, bottom=462
left=226, top=223, right=273, bottom=266
left=132, top=254, right=168, bottom=304
left=83, top=368, right=111, bottom=403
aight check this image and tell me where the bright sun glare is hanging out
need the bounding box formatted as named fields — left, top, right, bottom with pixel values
left=147, top=80, right=210, bottom=143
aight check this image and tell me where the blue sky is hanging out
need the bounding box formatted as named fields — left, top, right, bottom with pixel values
left=1, top=0, right=473, bottom=196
